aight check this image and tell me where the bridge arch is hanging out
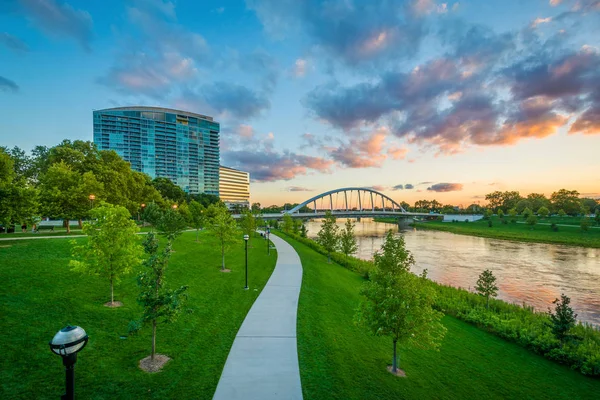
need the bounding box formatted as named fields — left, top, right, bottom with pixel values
left=286, top=187, right=407, bottom=214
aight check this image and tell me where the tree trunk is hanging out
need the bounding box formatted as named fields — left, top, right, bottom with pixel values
left=152, top=319, right=156, bottom=361
left=78, top=218, right=83, bottom=229
left=196, top=228, right=199, bottom=242
left=110, top=278, right=114, bottom=305
left=66, top=219, right=70, bottom=234
left=392, top=339, right=398, bottom=372
left=221, top=246, right=225, bottom=270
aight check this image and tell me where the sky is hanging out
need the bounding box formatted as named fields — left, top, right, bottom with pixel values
left=0, top=0, right=599, bottom=207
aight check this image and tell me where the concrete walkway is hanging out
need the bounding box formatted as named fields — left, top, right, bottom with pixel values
left=213, top=234, right=303, bottom=400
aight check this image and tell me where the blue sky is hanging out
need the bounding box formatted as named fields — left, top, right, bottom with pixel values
left=1, top=0, right=599, bottom=205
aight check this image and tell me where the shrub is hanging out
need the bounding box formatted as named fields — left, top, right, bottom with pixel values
left=551, top=223, right=558, bottom=232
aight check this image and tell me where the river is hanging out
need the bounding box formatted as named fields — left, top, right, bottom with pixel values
left=304, top=219, right=600, bottom=326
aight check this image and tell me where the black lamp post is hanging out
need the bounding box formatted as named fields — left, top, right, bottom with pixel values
left=49, top=325, right=88, bottom=400
left=266, top=227, right=271, bottom=255
left=243, top=234, right=249, bottom=290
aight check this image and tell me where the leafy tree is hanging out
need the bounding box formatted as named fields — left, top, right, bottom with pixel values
left=340, top=219, right=358, bottom=257
left=548, top=294, right=577, bottom=344
left=475, top=269, right=498, bottom=309
left=239, top=209, right=257, bottom=243
left=0, top=149, right=39, bottom=230
left=157, top=208, right=187, bottom=245
left=142, top=202, right=163, bottom=231
left=550, top=189, right=581, bottom=216
left=527, top=193, right=550, bottom=212
left=558, top=209, right=566, bottom=218
left=131, top=232, right=188, bottom=362
left=537, top=206, right=550, bottom=219
left=152, top=177, right=186, bottom=203
left=483, top=209, right=493, bottom=220
left=526, top=214, right=537, bottom=228
left=292, top=218, right=301, bottom=235
left=70, top=204, right=142, bottom=306
left=497, top=209, right=504, bottom=219
left=580, top=198, right=598, bottom=215
left=594, top=209, right=600, bottom=226
left=251, top=202, right=261, bottom=213
left=516, top=199, right=532, bottom=214
left=522, top=207, right=533, bottom=219
left=316, top=211, right=340, bottom=263
left=356, top=231, right=446, bottom=374
left=300, top=223, right=308, bottom=238
left=207, top=204, right=238, bottom=270
left=282, top=213, right=293, bottom=233
left=508, top=208, right=517, bottom=223
left=580, top=217, right=591, bottom=232
left=188, top=201, right=206, bottom=242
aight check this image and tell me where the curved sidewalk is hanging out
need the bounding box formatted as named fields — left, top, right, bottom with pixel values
left=213, top=234, right=303, bottom=400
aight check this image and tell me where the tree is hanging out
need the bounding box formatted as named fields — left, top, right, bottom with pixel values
left=0, top=149, right=39, bottom=231
left=131, top=232, right=188, bottom=364
left=316, top=211, right=340, bottom=263
left=548, top=294, right=577, bottom=344
left=558, top=209, right=566, bottom=218
left=70, top=204, right=142, bottom=306
left=292, top=218, right=301, bottom=235
left=580, top=217, right=591, bottom=232
left=239, top=209, right=257, bottom=243
left=188, top=201, right=206, bottom=242
left=526, top=214, right=537, bottom=228
left=207, top=204, right=238, bottom=271
left=594, top=209, right=600, bottom=226
left=340, top=219, right=358, bottom=257
left=356, top=231, right=446, bottom=374
left=300, top=223, right=308, bottom=238
left=537, top=206, right=550, bottom=219
left=516, top=199, right=532, bottom=214
left=527, top=193, right=550, bottom=212
left=550, top=189, right=581, bottom=216
left=522, top=207, right=533, bottom=219
left=152, top=177, right=186, bottom=203
left=157, top=208, right=187, bottom=245
left=475, top=269, right=498, bottom=309
left=142, top=202, right=163, bottom=231
left=497, top=209, right=505, bottom=219
left=483, top=209, right=493, bottom=220
left=282, top=213, right=294, bottom=233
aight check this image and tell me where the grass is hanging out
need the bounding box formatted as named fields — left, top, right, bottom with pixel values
left=277, top=233, right=600, bottom=399
left=0, top=231, right=276, bottom=399
left=413, top=216, right=600, bottom=248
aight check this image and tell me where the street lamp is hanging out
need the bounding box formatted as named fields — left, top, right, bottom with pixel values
left=172, top=204, right=178, bottom=209
left=88, top=194, right=95, bottom=209
left=49, top=325, right=88, bottom=400
left=139, top=203, right=146, bottom=223
left=243, top=234, right=249, bottom=290
left=266, top=227, right=271, bottom=255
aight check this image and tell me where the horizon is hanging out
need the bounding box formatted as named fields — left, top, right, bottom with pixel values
left=1, top=0, right=599, bottom=206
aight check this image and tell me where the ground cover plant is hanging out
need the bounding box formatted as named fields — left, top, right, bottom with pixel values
left=0, top=231, right=276, bottom=399
left=278, top=233, right=600, bottom=399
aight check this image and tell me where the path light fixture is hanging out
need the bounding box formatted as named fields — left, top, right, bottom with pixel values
left=49, top=325, right=88, bottom=400
left=172, top=204, right=178, bottom=209
left=244, top=234, right=249, bottom=290
left=139, top=203, right=146, bottom=222
left=88, top=194, right=95, bottom=209
left=266, top=227, right=271, bottom=255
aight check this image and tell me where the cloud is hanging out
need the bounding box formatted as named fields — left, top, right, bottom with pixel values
left=238, top=124, right=254, bottom=139
left=405, top=184, right=415, bottom=189
left=286, top=186, right=312, bottom=192
left=222, top=149, right=333, bottom=182
left=0, top=32, right=29, bottom=52
left=419, top=181, right=434, bottom=185
left=0, top=76, right=19, bottom=92
left=387, top=145, right=409, bottom=160
left=327, top=127, right=389, bottom=168
left=292, top=58, right=308, bottom=77
left=247, top=0, right=426, bottom=67
left=237, top=50, right=278, bottom=93
left=18, top=0, right=93, bottom=50
left=392, top=184, right=404, bottom=190
left=427, top=183, right=464, bottom=192
left=412, top=0, right=453, bottom=15
left=366, top=185, right=387, bottom=192
left=531, top=17, right=553, bottom=28
left=550, top=0, right=563, bottom=5
left=200, top=82, right=271, bottom=120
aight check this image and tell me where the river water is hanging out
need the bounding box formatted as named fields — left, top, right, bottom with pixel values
left=304, top=219, right=600, bottom=325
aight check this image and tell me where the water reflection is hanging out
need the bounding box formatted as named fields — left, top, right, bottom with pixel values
left=304, top=219, right=600, bottom=325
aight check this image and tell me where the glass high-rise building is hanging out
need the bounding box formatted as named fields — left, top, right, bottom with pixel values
left=93, top=106, right=220, bottom=195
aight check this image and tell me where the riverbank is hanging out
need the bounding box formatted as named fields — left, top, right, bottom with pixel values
left=413, top=216, right=600, bottom=248
left=0, top=231, right=277, bottom=399
left=279, top=233, right=600, bottom=399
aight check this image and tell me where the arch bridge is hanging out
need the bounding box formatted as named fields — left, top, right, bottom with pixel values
left=245, top=187, right=439, bottom=220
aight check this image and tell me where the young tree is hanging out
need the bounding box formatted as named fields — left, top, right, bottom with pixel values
left=70, top=204, right=142, bottom=306
left=207, top=204, right=238, bottom=271
left=497, top=209, right=505, bottom=220
left=537, top=206, right=550, bottom=219
left=316, top=211, right=340, bottom=263
left=580, top=217, right=591, bottom=232
left=522, top=207, right=533, bottom=219
left=475, top=269, right=498, bottom=309
left=292, top=218, right=301, bottom=235
left=548, top=294, right=577, bottom=344
left=356, top=231, right=446, bottom=374
left=239, top=209, right=257, bottom=244
left=157, top=207, right=187, bottom=245
left=340, top=219, right=358, bottom=257
left=131, top=232, right=188, bottom=365
left=526, top=214, right=538, bottom=228
left=508, top=208, right=518, bottom=223
left=142, top=202, right=163, bottom=232
left=188, top=200, right=206, bottom=242
left=594, top=209, right=600, bottom=226
left=558, top=209, right=566, bottom=218
left=300, top=223, right=308, bottom=238
left=282, top=213, right=294, bottom=233
left=483, top=209, right=493, bottom=220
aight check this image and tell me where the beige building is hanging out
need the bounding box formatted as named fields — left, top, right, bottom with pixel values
left=219, top=166, right=250, bottom=210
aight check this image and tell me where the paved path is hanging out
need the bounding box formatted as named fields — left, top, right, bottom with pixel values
left=213, top=234, right=303, bottom=400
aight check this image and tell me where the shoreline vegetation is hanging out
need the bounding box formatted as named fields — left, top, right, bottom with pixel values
left=277, top=230, right=600, bottom=379
left=372, top=216, right=600, bottom=248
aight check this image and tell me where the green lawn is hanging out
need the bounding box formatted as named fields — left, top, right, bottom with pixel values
left=279, top=233, right=600, bottom=399
left=0, top=231, right=276, bottom=399
left=413, top=216, right=600, bottom=248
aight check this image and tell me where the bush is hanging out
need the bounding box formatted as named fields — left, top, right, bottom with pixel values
left=488, top=220, right=493, bottom=228
left=551, top=223, right=558, bottom=232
